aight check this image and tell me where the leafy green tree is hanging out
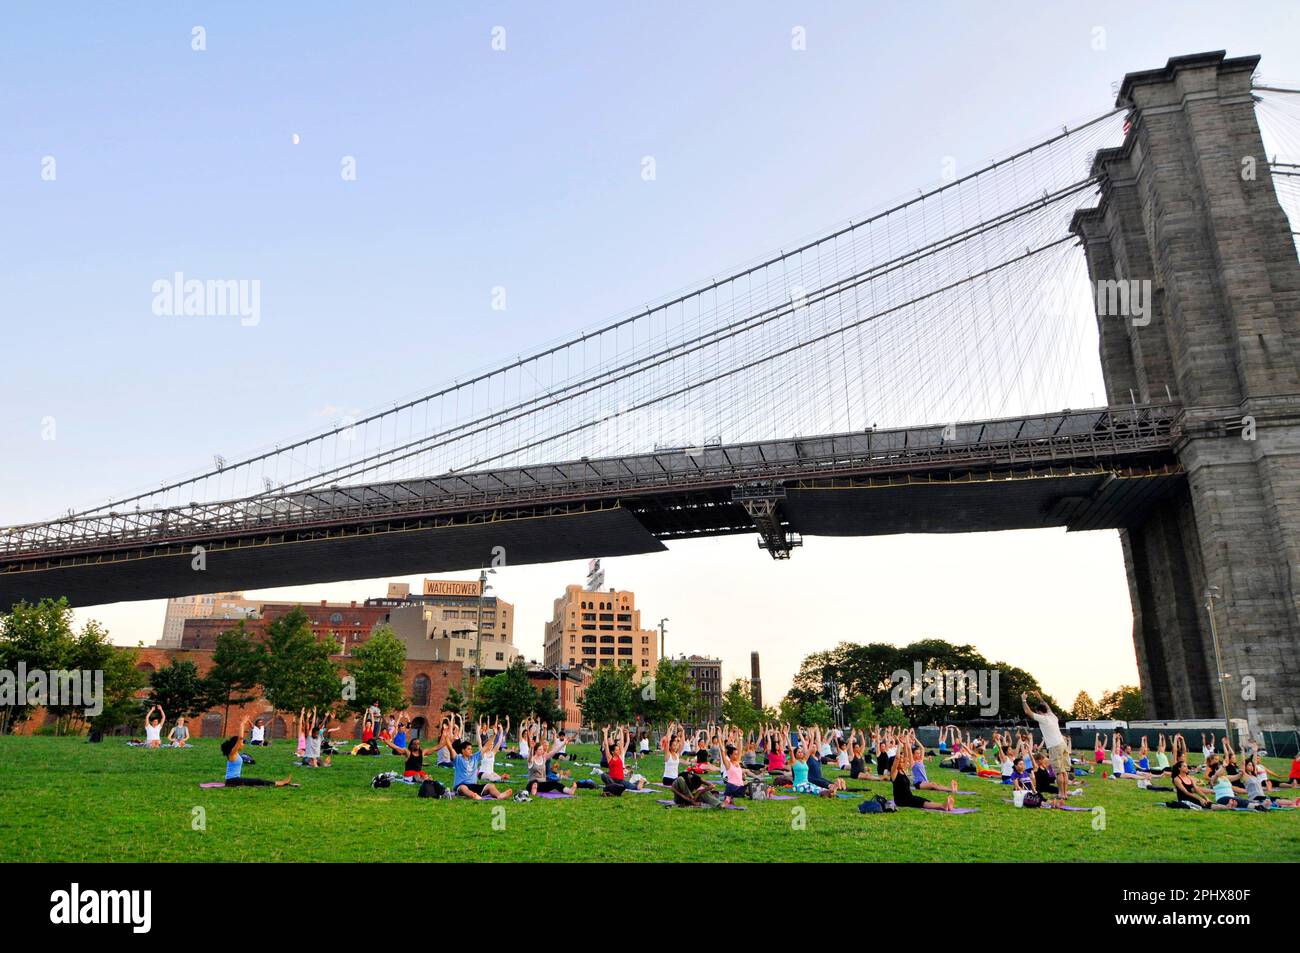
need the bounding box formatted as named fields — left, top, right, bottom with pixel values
left=636, top=658, right=698, bottom=726
left=777, top=695, right=805, bottom=726
left=441, top=684, right=467, bottom=716
left=261, top=607, right=342, bottom=717
left=44, top=618, right=118, bottom=734
left=203, top=622, right=265, bottom=736
left=877, top=704, right=910, bottom=728
left=1071, top=690, right=1101, bottom=721
left=0, top=598, right=81, bottom=732
left=88, top=646, right=148, bottom=735
left=720, top=679, right=760, bottom=732
left=846, top=694, right=876, bottom=729
left=146, top=658, right=209, bottom=719
left=802, top=699, right=834, bottom=727
left=346, top=626, right=407, bottom=717
left=474, top=659, right=540, bottom=728
left=579, top=663, right=636, bottom=727
left=1098, top=685, right=1145, bottom=722
left=533, top=686, right=565, bottom=725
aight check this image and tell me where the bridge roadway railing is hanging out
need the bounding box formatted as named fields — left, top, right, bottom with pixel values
left=0, top=403, right=1181, bottom=560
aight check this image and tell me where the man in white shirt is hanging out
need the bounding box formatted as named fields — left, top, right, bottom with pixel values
left=1022, top=692, right=1071, bottom=803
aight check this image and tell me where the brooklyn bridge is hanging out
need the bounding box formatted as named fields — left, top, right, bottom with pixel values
left=4, top=52, right=1299, bottom=727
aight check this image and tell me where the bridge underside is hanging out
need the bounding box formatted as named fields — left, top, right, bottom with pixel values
left=0, top=463, right=1182, bottom=608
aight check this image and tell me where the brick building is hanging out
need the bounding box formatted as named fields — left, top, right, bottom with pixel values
left=18, top=645, right=465, bottom=741
left=526, top=664, right=589, bottom=727
left=180, top=600, right=391, bottom=652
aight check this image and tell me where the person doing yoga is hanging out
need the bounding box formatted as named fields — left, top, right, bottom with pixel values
left=221, top=719, right=296, bottom=787
left=891, top=744, right=956, bottom=811
left=143, top=705, right=166, bottom=748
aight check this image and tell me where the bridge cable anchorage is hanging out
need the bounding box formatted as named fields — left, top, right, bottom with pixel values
left=731, top=484, right=801, bottom=559
left=46, top=105, right=1126, bottom=522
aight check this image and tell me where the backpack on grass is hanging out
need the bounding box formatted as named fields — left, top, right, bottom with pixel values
left=417, top=779, right=447, bottom=799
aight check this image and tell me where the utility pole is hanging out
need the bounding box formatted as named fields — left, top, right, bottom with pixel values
left=658, top=618, right=668, bottom=659
left=473, top=567, right=496, bottom=695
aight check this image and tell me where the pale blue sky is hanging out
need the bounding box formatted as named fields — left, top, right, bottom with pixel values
left=3, top=2, right=1297, bottom=704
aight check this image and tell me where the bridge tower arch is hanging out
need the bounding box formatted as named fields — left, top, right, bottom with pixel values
left=1071, top=52, right=1300, bottom=729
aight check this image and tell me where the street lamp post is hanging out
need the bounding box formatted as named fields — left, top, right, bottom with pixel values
left=473, top=567, right=496, bottom=693
left=1203, top=585, right=1234, bottom=746
left=658, top=617, right=668, bottom=659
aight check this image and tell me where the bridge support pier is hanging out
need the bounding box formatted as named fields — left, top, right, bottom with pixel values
left=1072, top=52, right=1300, bottom=729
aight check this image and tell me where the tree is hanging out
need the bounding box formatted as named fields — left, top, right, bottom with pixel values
left=636, top=658, right=698, bottom=726
left=877, top=704, right=909, bottom=728
left=802, top=699, right=834, bottom=727
left=474, top=659, right=540, bottom=728
left=146, top=658, right=209, bottom=719
left=533, top=686, right=565, bottom=725
left=0, top=598, right=81, bottom=732
left=346, top=626, right=407, bottom=717
left=720, top=679, right=760, bottom=732
left=1071, top=690, right=1101, bottom=721
left=442, top=684, right=467, bottom=717
left=579, top=663, right=636, bottom=727
left=260, top=607, right=342, bottom=717
left=88, top=646, right=148, bottom=736
left=777, top=695, right=805, bottom=726
left=846, top=694, right=876, bottom=729
left=1098, top=685, right=1145, bottom=722
left=203, top=623, right=265, bottom=736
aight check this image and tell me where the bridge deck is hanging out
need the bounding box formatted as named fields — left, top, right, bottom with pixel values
left=0, top=404, right=1183, bottom=607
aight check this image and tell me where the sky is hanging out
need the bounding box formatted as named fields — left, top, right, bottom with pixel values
left=3, top=1, right=1298, bottom=707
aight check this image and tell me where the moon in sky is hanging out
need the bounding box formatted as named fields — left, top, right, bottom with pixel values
left=291, top=133, right=300, bottom=145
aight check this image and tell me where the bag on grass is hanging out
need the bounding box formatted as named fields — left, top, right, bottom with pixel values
left=417, top=779, right=446, bottom=799
left=1022, top=791, right=1043, bottom=808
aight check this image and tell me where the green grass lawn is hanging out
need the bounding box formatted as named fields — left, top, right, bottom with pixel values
left=1, top=736, right=1296, bottom=862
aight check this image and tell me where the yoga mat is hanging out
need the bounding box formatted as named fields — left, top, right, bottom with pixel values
left=767, top=794, right=797, bottom=801
left=655, top=799, right=747, bottom=811
left=899, top=806, right=979, bottom=814
left=535, top=791, right=573, bottom=799
left=198, top=782, right=225, bottom=788
left=1003, top=799, right=1093, bottom=811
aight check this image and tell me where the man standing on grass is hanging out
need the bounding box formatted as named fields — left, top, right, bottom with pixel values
left=1023, top=692, right=1070, bottom=806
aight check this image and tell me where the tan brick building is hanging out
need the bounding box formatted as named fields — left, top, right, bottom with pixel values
left=542, top=584, right=658, bottom=679
left=158, top=591, right=259, bottom=647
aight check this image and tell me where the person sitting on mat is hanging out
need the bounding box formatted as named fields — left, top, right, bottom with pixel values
left=671, top=770, right=722, bottom=808
left=451, top=737, right=512, bottom=801
left=891, top=744, right=956, bottom=812
left=523, top=729, right=577, bottom=798
left=221, top=719, right=295, bottom=787
left=168, top=716, right=191, bottom=748
left=600, top=726, right=646, bottom=792
left=382, top=732, right=433, bottom=781
left=143, top=705, right=166, bottom=749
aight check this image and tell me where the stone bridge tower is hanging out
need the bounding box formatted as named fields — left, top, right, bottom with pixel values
left=1071, top=52, right=1300, bottom=730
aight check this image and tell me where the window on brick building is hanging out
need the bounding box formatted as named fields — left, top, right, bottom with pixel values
left=412, top=674, right=430, bottom=707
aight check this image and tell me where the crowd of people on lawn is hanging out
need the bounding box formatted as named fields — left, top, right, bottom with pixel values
left=130, top=692, right=1300, bottom=812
